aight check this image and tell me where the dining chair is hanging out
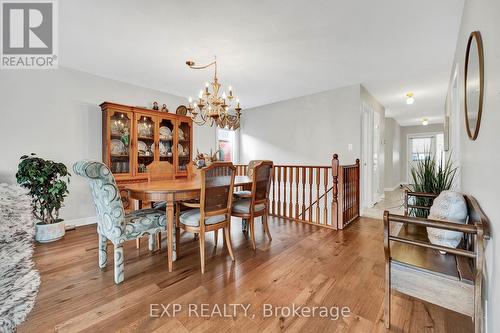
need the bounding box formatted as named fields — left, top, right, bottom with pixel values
left=134, top=161, right=175, bottom=249
left=231, top=160, right=273, bottom=250
left=147, top=160, right=175, bottom=181
left=175, top=162, right=236, bottom=273
left=73, top=160, right=172, bottom=284
left=233, top=160, right=262, bottom=198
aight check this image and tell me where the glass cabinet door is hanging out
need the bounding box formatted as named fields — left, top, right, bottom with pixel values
left=176, top=120, right=191, bottom=173
left=136, top=114, right=156, bottom=175
left=109, top=111, right=132, bottom=175
left=158, top=117, right=174, bottom=165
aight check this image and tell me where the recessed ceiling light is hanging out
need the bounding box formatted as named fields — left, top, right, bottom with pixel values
left=422, top=118, right=429, bottom=126
left=406, top=92, right=415, bottom=105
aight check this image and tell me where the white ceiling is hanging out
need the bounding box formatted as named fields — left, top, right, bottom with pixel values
left=59, top=0, right=464, bottom=126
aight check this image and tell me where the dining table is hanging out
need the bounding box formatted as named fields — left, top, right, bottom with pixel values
left=125, top=175, right=253, bottom=272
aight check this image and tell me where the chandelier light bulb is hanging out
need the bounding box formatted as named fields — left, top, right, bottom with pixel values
left=188, top=96, right=193, bottom=103
left=422, top=118, right=429, bottom=126
left=198, top=90, right=203, bottom=99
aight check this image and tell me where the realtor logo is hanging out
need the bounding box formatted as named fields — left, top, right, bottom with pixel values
left=1, top=0, right=58, bottom=69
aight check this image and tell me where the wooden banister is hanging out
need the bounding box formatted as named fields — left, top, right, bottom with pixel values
left=235, top=153, right=360, bottom=230
left=297, top=185, right=333, bottom=219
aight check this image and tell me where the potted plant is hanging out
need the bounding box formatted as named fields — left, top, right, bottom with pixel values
left=16, top=153, right=71, bottom=242
left=409, top=153, right=457, bottom=217
left=410, top=153, right=464, bottom=252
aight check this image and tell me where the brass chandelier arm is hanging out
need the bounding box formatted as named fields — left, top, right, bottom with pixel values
left=186, top=60, right=217, bottom=70
left=186, top=57, right=218, bottom=79
left=193, top=118, right=207, bottom=126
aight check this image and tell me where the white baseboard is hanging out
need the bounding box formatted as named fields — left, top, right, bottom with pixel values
left=64, top=216, right=97, bottom=229
left=361, top=209, right=383, bottom=220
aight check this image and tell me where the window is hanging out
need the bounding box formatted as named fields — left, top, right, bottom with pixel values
left=217, top=128, right=236, bottom=162
left=411, top=137, right=432, bottom=161
left=407, top=133, right=445, bottom=182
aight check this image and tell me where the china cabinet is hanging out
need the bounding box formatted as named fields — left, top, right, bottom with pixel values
left=101, top=102, right=193, bottom=208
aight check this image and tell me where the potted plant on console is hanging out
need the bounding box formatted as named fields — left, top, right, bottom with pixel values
left=16, top=153, right=71, bottom=242
left=409, top=153, right=465, bottom=251
left=409, top=153, right=457, bottom=217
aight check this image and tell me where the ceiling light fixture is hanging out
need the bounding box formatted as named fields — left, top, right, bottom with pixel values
left=185, top=56, right=241, bottom=130
left=406, top=92, right=415, bottom=105
left=422, top=118, right=429, bottom=126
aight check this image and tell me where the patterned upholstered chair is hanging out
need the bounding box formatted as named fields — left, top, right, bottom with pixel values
left=175, top=162, right=236, bottom=274
left=231, top=160, right=273, bottom=250
left=73, top=160, right=172, bottom=284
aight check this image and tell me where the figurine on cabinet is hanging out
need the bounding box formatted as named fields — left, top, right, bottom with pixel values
left=161, top=104, right=168, bottom=112
left=152, top=101, right=159, bottom=110
left=120, top=127, right=130, bottom=147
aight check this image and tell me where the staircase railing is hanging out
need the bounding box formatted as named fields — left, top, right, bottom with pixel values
left=235, top=154, right=360, bottom=229
left=297, top=186, right=333, bottom=219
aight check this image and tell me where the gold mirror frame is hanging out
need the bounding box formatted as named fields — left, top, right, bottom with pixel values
left=464, top=31, right=484, bottom=141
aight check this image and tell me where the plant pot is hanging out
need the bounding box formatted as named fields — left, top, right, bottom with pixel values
left=35, top=221, right=65, bottom=243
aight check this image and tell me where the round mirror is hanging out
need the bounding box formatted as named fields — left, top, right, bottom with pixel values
left=464, top=31, right=484, bottom=140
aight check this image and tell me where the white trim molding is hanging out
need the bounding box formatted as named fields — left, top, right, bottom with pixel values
left=64, top=216, right=97, bottom=229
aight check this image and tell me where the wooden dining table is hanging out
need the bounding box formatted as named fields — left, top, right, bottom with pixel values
left=125, top=175, right=253, bottom=272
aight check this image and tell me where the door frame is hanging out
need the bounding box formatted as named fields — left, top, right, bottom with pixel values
left=450, top=63, right=461, bottom=187
left=361, top=101, right=384, bottom=211
left=372, top=109, right=383, bottom=202
left=362, top=103, right=372, bottom=210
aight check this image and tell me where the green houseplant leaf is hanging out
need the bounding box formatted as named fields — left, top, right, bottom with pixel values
left=409, top=152, right=457, bottom=217
left=16, top=154, right=71, bottom=224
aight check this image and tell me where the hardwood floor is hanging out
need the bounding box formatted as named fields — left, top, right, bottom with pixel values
left=19, top=217, right=472, bottom=333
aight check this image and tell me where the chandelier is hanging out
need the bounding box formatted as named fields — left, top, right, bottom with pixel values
left=186, top=57, right=241, bottom=130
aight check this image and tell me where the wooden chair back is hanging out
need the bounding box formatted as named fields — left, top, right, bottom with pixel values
left=147, top=161, right=174, bottom=181
left=250, top=161, right=274, bottom=206
left=247, top=160, right=262, bottom=177
left=200, top=162, right=236, bottom=223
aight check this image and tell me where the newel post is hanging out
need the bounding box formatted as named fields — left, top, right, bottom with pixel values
left=356, top=159, right=360, bottom=218
left=331, top=154, right=339, bottom=230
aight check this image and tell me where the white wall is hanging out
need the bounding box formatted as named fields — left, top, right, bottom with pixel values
left=448, top=0, right=500, bottom=330
left=400, top=123, right=444, bottom=183
left=240, top=84, right=362, bottom=166
left=384, top=118, right=402, bottom=190
left=0, top=67, right=216, bottom=223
